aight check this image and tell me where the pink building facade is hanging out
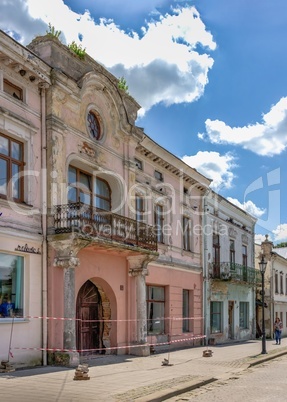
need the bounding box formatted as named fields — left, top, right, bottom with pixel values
left=28, top=35, right=211, bottom=366
left=1, top=30, right=211, bottom=367
left=0, top=31, right=51, bottom=367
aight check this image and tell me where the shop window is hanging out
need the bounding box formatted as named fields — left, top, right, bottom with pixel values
left=3, top=79, right=23, bottom=101
left=147, top=286, right=165, bottom=334
left=239, top=302, right=249, bottom=329
left=0, top=253, right=24, bottom=318
left=210, top=301, right=222, bottom=333
left=0, top=133, right=24, bottom=201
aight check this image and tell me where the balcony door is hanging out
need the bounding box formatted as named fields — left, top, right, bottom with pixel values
left=76, top=280, right=104, bottom=355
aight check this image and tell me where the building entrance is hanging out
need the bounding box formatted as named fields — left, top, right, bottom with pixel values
left=76, top=280, right=104, bottom=355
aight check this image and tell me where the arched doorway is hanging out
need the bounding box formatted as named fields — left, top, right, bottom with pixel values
left=76, top=280, right=104, bottom=355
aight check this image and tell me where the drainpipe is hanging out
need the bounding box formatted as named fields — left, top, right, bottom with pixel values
left=40, top=83, right=48, bottom=366
left=202, top=188, right=210, bottom=345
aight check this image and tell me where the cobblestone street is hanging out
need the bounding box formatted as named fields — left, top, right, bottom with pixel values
left=169, top=355, right=287, bottom=401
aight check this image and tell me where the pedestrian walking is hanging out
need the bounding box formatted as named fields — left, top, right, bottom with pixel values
left=274, top=317, right=283, bottom=345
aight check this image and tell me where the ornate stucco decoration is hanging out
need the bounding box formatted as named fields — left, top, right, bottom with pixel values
left=228, top=227, right=238, bottom=238
left=78, top=141, right=97, bottom=158
left=54, top=252, right=80, bottom=269
left=242, top=234, right=248, bottom=244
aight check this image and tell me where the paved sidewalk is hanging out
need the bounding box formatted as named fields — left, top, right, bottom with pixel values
left=1, top=339, right=286, bottom=402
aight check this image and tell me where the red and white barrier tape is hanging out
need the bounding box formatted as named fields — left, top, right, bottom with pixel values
left=13, top=335, right=206, bottom=354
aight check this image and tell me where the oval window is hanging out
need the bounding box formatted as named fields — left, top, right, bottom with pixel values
left=87, top=110, right=101, bottom=140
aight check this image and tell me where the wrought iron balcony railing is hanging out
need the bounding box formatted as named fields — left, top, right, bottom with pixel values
left=210, top=262, right=261, bottom=284
left=53, top=202, right=158, bottom=251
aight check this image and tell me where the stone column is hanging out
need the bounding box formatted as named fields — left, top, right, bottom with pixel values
left=54, top=252, right=80, bottom=366
left=127, top=255, right=150, bottom=356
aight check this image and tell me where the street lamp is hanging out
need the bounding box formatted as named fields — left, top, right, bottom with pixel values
left=259, top=255, right=267, bottom=354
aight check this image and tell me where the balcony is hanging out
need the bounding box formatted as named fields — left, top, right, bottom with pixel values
left=210, top=262, right=261, bottom=285
left=52, top=202, right=158, bottom=251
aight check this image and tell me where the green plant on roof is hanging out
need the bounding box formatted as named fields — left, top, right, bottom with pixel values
left=68, top=41, right=86, bottom=60
left=118, top=77, right=129, bottom=93
left=46, top=23, right=61, bottom=39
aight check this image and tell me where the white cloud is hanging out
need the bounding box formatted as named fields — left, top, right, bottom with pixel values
left=0, top=0, right=216, bottom=116
left=255, top=234, right=268, bottom=245
left=182, top=151, right=236, bottom=191
left=227, top=197, right=265, bottom=218
left=199, top=97, right=287, bottom=156
left=272, top=224, right=287, bottom=242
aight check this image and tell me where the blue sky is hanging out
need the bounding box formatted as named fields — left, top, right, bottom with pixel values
left=1, top=0, right=287, bottom=244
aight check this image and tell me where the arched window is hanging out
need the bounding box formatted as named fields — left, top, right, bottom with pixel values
left=94, top=178, right=111, bottom=211
left=68, top=166, right=111, bottom=211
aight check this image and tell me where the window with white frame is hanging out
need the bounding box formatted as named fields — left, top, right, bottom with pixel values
left=280, top=272, right=284, bottom=294
left=147, top=286, right=165, bottom=334
left=275, top=270, right=279, bottom=294
left=210, top=301, right=223, bottom=333
left=239, top=302, right=249, bottom=329
left=0, top=253, right=24, bottom=318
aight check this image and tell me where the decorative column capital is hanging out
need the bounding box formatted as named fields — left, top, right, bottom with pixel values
left=127, top=254, right=156, bottom=277
left=54, top=253, right=80, bottom=269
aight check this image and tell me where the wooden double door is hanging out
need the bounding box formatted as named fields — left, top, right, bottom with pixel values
left=76, top=280, right=104, bottom=355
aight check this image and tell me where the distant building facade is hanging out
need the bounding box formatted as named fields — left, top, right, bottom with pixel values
left=255, top=241, right=287, bottom=339
left=203, top=191, right=258, bottom=344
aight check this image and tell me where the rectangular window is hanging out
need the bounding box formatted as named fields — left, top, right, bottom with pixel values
left=210, top=301, right=222, bottom=333
left=154, top=204, right=164, bottom=243
left=3, top=79, right=23, bottom=101
left=147, top=286, right=165, bottom=334
left=154, top=170, right=163, bottom=182
left=182, top=289, right=190, bottom=332
left=285, top=275, right=287, bottom=295
left=242, top=245, right=247, bottom=266
left=0, top=253, right=24, bottom=318
left=134, top=158, right=143, bottom=170
left=239, top=302, right=249, bottom=329
left=136, top=195, right=144, bottom=222
left=230, top=239, right=235, bottom=269
left=280, top=272, right=284, bottom=294
left=212, top=234, right=220, bottom=277
left=280, top=312, right=283, bottom=325
left=0, top=133, right=24, bottom=201
left=183, top=216, right=192, bottom=251
left=275, top=271, right=279, bottom=294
